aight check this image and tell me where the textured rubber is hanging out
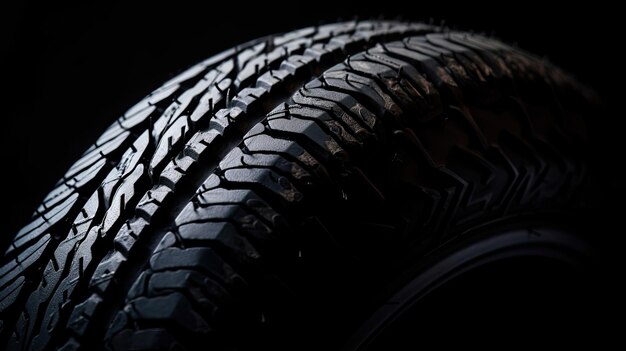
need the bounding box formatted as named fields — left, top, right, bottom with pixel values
left=0, top=21, right=597, bottom=351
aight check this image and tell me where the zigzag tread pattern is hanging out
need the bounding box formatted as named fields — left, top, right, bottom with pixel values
left=1, top=22, right=596, bottom=351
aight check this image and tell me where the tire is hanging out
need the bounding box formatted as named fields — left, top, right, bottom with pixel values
left=0, top=21, right=600, bottom=350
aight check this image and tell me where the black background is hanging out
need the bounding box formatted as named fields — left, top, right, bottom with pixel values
left=2, top=1, right=622, bottom=248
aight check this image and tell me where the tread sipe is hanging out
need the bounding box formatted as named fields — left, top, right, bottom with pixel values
left=0, top=21, right=598, bottom=350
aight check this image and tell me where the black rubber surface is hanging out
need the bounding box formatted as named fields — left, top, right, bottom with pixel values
left=0, top=21, right=598, bottom=350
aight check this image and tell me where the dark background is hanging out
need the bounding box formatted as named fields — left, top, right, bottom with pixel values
left=1, top=1, right=622, bottom=248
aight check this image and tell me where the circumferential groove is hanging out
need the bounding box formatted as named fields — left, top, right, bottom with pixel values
left=1, top=20, right=595, bottom=351
left=0, top=21, right=438, bottom=351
